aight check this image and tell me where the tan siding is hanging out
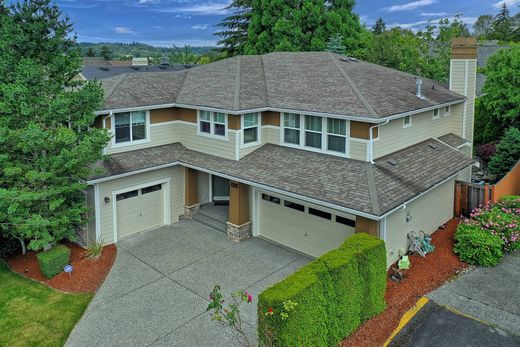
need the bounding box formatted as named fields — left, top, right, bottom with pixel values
left=263, top=126, right=280, bottom=144
left=151, top=108, right=176, bottom=124
left=262, top=111, right=280, bottom=126
left=385, top=178, right=455, bottom=266
left=106, top=123, right=176, bottom=154
left=373, top=109, right=464, bottom=159
left=97, top=166, right=184, bottom=245
left=177, top=122, right=236, bottom=160
left=350, top=121, right=377, bottom=139
left=85, top=186, right=97, bottom=245
left=350, top=140, right=367, bottom=161
left=228, top=115, right=241, bottom=130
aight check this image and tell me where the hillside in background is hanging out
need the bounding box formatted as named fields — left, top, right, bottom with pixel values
left=76, top=42, right=215, bottom=60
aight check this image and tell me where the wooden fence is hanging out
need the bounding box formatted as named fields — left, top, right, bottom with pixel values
left=454, top=160, right=520, bottom=216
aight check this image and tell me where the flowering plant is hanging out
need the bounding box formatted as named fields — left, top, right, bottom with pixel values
left=207, top=285, right=253, bottom=347
left=259, top=300, right=299, bottom=346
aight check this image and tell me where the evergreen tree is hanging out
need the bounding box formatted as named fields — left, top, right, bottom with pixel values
left=0, top=0, right=110, bottom=251
left=244, top=0, right=363, bottom=55
left=99, top=45, right=112, bottom=60
left=326, top=33, right=346, bottom=54
left=490, top=4, right=514, bottom=41
left=215, top=0, right=252, bottom=56
left=488, top=127, right=520, bottom=181
left=372, top=18, right=386, bottom=35
left=85, top=47, right=95, bottom=57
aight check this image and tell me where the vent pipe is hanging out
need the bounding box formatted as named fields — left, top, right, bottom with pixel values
left=416, top=78, right=423, bottom=98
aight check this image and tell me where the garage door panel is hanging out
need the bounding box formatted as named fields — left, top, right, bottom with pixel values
left=140, top=189, right=164, bottom=231
left=259, top=192, right=355, bottom=258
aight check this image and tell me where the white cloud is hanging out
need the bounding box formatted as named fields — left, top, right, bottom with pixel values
left=138, top=0, right=157, bottom=3
left=420, top=12, right=448, bottom=17
left=384, top=0, right=436, bottom=13
left=192, top=24, right=209, bottom=30
left=156, top=1, right=231, bottom=15
left=388, top=15, right=478, bottom=31
left=493, top=0, right=520, bottom=9
left=114, top=26, right=134, bottom=34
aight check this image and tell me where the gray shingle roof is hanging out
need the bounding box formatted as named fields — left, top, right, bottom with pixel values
left=100, top=52, right=465, bottom=118
left=437, top=133, right=468, bottom=148
left=81, top=64, right=195, bottom=80
left=90, top=139, right=473, bottom=217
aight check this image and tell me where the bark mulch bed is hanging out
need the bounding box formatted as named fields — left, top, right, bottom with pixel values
left=7, top=243, right=116, bottom=293
left=341, top=218, right=468, bottom=347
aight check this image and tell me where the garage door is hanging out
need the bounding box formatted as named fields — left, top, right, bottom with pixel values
left=116, top=183, right=164, bottom=239
left=258, top=192, right=356, bottom=257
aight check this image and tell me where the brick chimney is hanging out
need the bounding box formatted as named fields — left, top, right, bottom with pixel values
left=449, top=37, right=477, bottom=181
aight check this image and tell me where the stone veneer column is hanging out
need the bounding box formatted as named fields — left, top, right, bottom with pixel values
left=183, top=167, right=199, bottom=219
left=227, top=181, right=251, bottom=242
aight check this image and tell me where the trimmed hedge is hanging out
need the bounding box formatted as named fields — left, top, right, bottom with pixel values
left=258, top=234, right=386, bottom=346
left=36, top=245, right=71, bottom=279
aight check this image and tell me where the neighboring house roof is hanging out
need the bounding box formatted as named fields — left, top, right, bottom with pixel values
left=90, top=138, right=473, bottom=218
left=82, top=57, right=111, bottom=67
left=81, top=64, right=196, bottom=80
left=99, top=52, right=465, bottom=119
left=437, top=133, right=468, bottom=149
left=477, top=41, right=508, bottom=97
left=108, top=60, right=132, bottom=67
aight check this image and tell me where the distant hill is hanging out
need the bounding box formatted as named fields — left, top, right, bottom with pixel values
left=76, top=42, right=215, bottom=60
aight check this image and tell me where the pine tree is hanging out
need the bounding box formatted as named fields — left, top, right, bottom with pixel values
left=215, top=0, right=252, bottom=56
left=244, top=0, right=363, bottom=55
left=326, top=33, right=346, bottom=54
left=372, top=18, right=386, bottom=35
left=100, top=45, right=113, bottom=60
left=488, top=128, right=520, bottom=181
left=85, top=47, right=95, bottom=57
left=490, top=3, right=513, bottom=41
left=0, top=0, right=110, bottom=251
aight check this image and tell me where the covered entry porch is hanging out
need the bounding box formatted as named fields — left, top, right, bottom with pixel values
left=183, top=168, right=252, bottom=242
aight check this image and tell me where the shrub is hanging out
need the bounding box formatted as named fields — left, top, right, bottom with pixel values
left=0, top=233, right=21, bottom=259
left=258, top=234, right=386, bottom=346
left=36, top=245, right=71, bottom=279
left=454, top=224, right=504, bottom=266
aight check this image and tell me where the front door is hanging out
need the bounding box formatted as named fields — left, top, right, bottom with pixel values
left=212, top=175, right=230, bottom=204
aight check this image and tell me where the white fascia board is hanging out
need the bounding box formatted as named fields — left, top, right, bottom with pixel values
left=86, top=162, right=181, bottom=184
left=378, top=99, right=466, bottom=123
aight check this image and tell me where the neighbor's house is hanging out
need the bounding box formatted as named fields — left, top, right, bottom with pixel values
left=80, top=38, right=477, bottom=266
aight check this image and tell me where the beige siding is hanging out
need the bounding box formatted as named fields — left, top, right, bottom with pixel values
left=350, top=140, right=367, bottom=161
left=85, top=185, right=97, bottom=245
left=97, top=166, right=184, bottom=244
left=385, top=178, right=455, bottom=266
left=373, top=109, right=463, bottom=159
left=262, top=126, right=280, bottom=144
left=176, top=122, right=236, bottom=160
left=106, top=123, right=176, bottom=154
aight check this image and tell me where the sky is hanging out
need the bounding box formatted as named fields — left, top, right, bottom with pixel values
left=45, top=0, right=520, bottom=47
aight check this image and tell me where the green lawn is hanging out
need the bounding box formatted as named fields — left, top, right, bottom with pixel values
left=0, top=262, right=93, bottom=347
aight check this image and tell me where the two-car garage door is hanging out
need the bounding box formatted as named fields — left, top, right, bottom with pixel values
left=116, top=183, right=164, bottom=239
left=258, top=192, right=356, bottom=258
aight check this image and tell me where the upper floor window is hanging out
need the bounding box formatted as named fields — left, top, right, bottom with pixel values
left=432, top=108, right=440, bottom=119
left=242, top=113, right=260, bottom=146
left=198, top=111, right=227, bottom=138
left=282, top=113, right=347, bottom=155
left=403, top=115, right=412, bottom=128
left=114, top=111, right=148, bottom=144
left=444, top=106, right=451, bottom=116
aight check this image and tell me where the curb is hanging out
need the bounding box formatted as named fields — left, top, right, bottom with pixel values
left=383, top=296, right=429, bottom=347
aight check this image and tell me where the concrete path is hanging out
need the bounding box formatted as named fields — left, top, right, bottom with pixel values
left=427, top=251, right=520, bottom=336
left=66, top=220, right=310, bottom=347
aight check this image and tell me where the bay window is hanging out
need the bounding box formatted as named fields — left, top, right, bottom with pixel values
left=198, top=111, right=227, bottom=138
left=242, top=113, right=260, bottom=145
left=114, top=110, right=148, bottom=144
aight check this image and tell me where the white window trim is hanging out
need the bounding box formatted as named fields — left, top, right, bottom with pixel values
left=325, top=118, right=348, bottom=154
left=111, top=110, right=151, bottom=148
left=403, top=115, right=412, bottom=128
left=432, top=108, right=440, bottom=120
left=240, top=112, right=262, bottom=148
left=444, top=106, right=451, bottom=117
left=197, top=110, right=228, bottom=140
left=280, top=113, right=349, bottom=157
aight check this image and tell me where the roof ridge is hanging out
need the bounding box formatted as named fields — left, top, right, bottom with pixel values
left=260, top=55, right=269, bottom=107
left=103, top=73, right=128, bottom=101
left=365, top=163, right=381, bottom=215
left=174, top=66, right=190, bottom=103
left=233, top=56, right=242, bottom=110
left=327, top=52, right=378, bottom=117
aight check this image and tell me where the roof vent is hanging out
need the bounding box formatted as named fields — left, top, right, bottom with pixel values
left=158, top=65, right=166, bottom=70
left=340, top=57, right=357, bottom=62
left=428, top=143, right=438, bottom=149
left=387, top=159, right=398, bottom=166
left=99, top=66, right=109, bottom=71
left=132, top=66, right=140, bottom=70
left=416, top=78, right=423, bottom=98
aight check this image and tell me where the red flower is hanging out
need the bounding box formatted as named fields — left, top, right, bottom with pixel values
left=268, top=308, right=273, bottom=313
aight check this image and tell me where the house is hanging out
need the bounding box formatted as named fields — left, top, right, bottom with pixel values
left=80, top=38, right=477, bottom=266
left=79, top=63, right=196, bottom=81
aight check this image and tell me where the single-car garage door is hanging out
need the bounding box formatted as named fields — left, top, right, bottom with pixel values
left=258, top=192, right=356, bottom=257
left=116, top=183, right=164, bottom=239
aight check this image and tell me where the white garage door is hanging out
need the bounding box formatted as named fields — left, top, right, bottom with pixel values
left=258, top=192, right=356, bottom=257
left=116, top=183, right=164, bottom=239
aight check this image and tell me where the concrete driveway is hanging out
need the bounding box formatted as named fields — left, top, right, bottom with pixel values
left=66, top=220, right=310, bottom=347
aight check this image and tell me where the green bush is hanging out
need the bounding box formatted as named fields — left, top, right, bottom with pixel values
left=454, top=224, right=504, bottom=266
left=258, top=234, right=387, bottom=346
left=36, top=245, right=71, bottom=279
left=0, top=233, right=21, bottom=259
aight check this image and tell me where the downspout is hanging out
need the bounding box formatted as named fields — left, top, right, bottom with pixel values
left=369, top=119, right=389, bottom=164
